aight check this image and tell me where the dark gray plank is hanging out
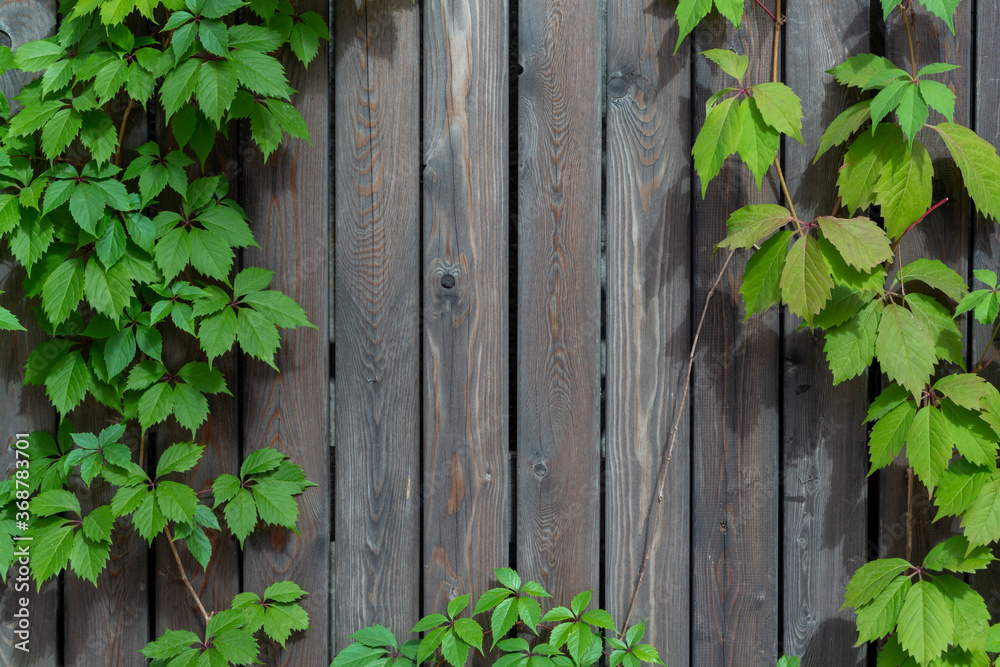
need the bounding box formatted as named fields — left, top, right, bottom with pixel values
left=423, top=0, right=510, bottom=617
left=782, top=1, right=869, bottom=663
left=691, top=8, right=780, bottom=667
left=969, top=1, right=1000, bottom=613
left=517, top=0, right=601, bottom=604
left=604, top=1, right=691, bottom=665
left=242, top=0, right=330, bottom=662
left=880, top=0, right=970, bottom=565
left=0, top=4, right=59, bottom=664
left=333, top=0, right=420, bottom=648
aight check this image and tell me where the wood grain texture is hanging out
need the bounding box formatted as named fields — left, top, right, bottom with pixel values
left=153, top=143, right=240, bottom=635
left=516, top=0, right=601, bottom=603
left=968, top=1, right=1000, bottom=615
left=782, top=1, right=869, bottom=663
left=64, top=15, right=152, bottom=665
left=879, top=1, right=970, bottom=566
left=0, top=0, right=55, bottom=113
left=0, top=3, right=58, bottom=663
left=333, top=0, right=420, bottom=648
left=423, top=0, right=510, bottom=617
left=604, top=1, right=691, bottom=665
left=691, top=9, right=779, bottom=667
left=242, top=0, right=330, bottom=662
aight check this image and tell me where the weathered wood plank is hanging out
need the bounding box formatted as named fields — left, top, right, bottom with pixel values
left=423, top=0, right=510, bottom=617
left=64, top=15, right=152, bottom=664
left=880, top=0, right=971, bottom=565
left=153, top=128, right=240, bottom=636
left=604, top=1, right=691, bottom=665
left=0, top=4, right=58, bottom=663
left=242, top=0, right=330, bottom=662
left=968, top=1, right=1000, bottom=614
left=516, top=0, right=601, bottom=603
left=333, top=0, right=420, bottom=649
left=691, top=9, right=780, bottom=667
left=782, top=1, right=869, bottom=663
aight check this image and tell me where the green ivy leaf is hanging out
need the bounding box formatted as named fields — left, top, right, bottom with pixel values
left=701, top=49, right=748, bottom=84
left=867, top=399, right=916, bottom=474
left=815, top=100, right=873, bottom=162
left=824, top=299, right=882, bottom=384
left=816, top=216, right=891, bottom=271
left=875, top=303, right=936, bottom=399
left=875, top=139, right=933, bottom=239
left=896, top=258, right=968, bottom=302
left=736, top=98, right=780, bottom=191
left=923, top=536, right=996, bottom=573
left=674, top=0, right=713, bottom=53
left=749, top=82, right=804, bottom=143
left=739, top=231, right=792, bottom=319
left=855, top=575, right=909, bottom=644
left=896, top=82, right=930, bottom=145
left=932, top=122, right=1000, bottom=221
left=961, top=474, right=1000, bottom=547
left=716, top=204, right=793, bottom=250
left=779, top=234, right=833, bottom=324
left=45, top=351, right=90, bottom=416
left=907, top=406, right=955, bottom=488
left=692, top=96, right=742, bottom=196
left=896, top=579, right=953, bottom=664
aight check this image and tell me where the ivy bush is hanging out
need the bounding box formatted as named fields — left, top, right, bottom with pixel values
left=0, top=0, right=329, bottom=664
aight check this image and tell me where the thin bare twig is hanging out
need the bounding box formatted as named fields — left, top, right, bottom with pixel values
left=620, top=249, right=737, bottom=633
left=166, top=526, right=211, bottom=624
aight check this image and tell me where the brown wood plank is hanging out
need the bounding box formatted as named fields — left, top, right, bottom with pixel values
left=968, top=1, right=1000, bottom=613
left=332, top=0, right=421, bottom=648
left=691, top=9, right=780, bottom=667
left=64, top=15, right=152, bottom=665
left=153, top=126, right=240, bottom=635
left=604, top=1, right=691, bottom=664
left=423, top=0, right=510, bottom=617
left=879, top=0, right=971, bottom=565
left=516, top=0, right=601, bottom=603
left=781, top=1, right=869, bottom=662
left=0, top=4, right=58, bottom=664
left=241, top=0, right=330, bottom=662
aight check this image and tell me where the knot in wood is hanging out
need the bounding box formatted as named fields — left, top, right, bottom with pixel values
left=441, top=273, right=456, bottom=289
left=608, top=74, right=630, bottom=99
left=532, top=462, right=547, bottom=478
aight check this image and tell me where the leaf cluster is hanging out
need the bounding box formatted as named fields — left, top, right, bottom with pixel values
left=330, top=568, right=664, bottom=667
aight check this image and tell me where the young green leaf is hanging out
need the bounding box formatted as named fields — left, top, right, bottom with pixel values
left=875, top=303, right=937, bottom=398
left=749, top=82, right=804, bottom=143
left=896, top=579, right=953, bottom=664
left=692, top=96, right=742, bottom=196
left=701, top=49, right=748, bottom=84
left=739, top=231, right=792, bottom=319
left=932, top=122, right=1000, bottom=221
left=716, top=204, right=793, bottom=250
left=779, top=234, right=833, bottom=324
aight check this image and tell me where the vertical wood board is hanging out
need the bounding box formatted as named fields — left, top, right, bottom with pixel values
left=782, top=1, right=869, bottom=662
left=691, top=10, right=780, bottom=667
left=0, top=4, right=58, bottom=665
left=516, top=0, right=602, bottom=602
left=242, top=0, right=330, bottom=661
left=333, top=0, right=421, bottom=648
left=604, top=1, right=692, bottom=665
left=423, top=0, right=511, bottom=617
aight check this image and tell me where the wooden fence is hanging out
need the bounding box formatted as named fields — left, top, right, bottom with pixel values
left=2, top=0, right=1000, bottom=665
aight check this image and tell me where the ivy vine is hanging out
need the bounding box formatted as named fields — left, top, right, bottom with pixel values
left=0, top=0, right=329, bottom=664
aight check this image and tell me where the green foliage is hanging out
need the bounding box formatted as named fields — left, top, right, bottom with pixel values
left=331, top=568, right=662, bottom=667
left=0, top=1, right=326, bottom=664
left=681, top=1, right=1000, bottom=665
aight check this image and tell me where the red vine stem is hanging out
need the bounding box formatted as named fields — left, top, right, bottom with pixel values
left=619, top=249, right=736, bottom=633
